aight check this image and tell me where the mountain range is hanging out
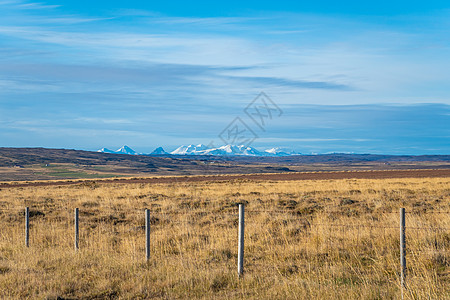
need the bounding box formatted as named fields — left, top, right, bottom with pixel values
left=97, top=145, right=137, bottom=155
left=98, top=144, right=299, bottom=157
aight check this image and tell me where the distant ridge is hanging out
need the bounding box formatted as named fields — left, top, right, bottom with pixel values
left=98, top=144, right=299, bottom=157
left=151, top=147, right=168, bottom=155
left=98, top=145, right=137, bottom=155
left=1, top=147, right=449, bottom=181
left=97, top=148, right=115, bottom=154
left=115, top=145, right=137, bottom=155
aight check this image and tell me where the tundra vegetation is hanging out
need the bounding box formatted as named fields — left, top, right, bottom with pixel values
left=0, top=177, right=448, bottom=299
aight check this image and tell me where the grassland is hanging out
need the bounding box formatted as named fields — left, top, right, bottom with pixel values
left=0, top=177, right=448, bottom=299
left=2, top=147, right=450, bottom=181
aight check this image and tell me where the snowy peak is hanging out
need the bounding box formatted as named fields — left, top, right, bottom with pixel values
left=169, top=144, right=291, bottom=156
left=240, top=146, right=263, bottom=156
left=97, top=145, right=138, bottom=155
left=194, top=144, right=209, bottom=151
left=171, top=144, right=209, bottom=155
left=265, top=147, right=297, bottom=156
left=205, top=145, right=263, bottom=156
left=115, top=145, right=137, bottom=155
left=97, top=148, right=115, bottom=153
left=170, top=145, right=190, bottom=155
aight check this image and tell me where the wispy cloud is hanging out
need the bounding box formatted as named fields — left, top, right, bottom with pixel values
left=0, top=0, right=60, bottom=10
left=16, top=2, right=61, bottom=10
left=74, top=117, right=135, bottom=125
left=226, top=76, right=352, bottom=90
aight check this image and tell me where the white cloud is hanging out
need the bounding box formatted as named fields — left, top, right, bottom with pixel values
left=0, top=2, right=449, bottom=109
left=74, top=117, right=135, bottom=125
left=16, top=2, right=61, bottom=10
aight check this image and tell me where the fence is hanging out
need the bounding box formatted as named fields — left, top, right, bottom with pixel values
left=1, top=205, right=449, bottom=298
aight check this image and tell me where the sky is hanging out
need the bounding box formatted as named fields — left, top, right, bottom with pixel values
left=0, top=0, right=449, bottom=155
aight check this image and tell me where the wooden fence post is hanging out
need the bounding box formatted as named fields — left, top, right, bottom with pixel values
left=145, top=209, right=150, bottom=260
left=25, top=207, right=29, bottom=247
left=75, top=208, right=79, bottom=251
left=400, top=207, right=406, bottom=299
left=238, top=203, right=245, bottom=277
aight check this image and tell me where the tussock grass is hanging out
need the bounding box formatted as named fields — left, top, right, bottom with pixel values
left=0, top=177, right=448, bottom=299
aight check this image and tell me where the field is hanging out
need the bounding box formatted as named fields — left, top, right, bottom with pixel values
left=1, top=147, right=450, bottom=181
left=1, top=169, right=449, bottom=189
left=0, top=176, right=448, bottom=299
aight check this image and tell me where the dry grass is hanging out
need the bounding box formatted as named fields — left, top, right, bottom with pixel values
left=0, top=177, right=448, bottom=299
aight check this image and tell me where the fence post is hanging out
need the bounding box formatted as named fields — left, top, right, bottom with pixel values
left=25, top=207, right=29, bottom=247
left=75, top=208, right=79, bottom=251
left=400, top=208, right=406, bottom=299
left=238, top=203, right=245, bottom=277
left=145, top=209, right=150, bottom=261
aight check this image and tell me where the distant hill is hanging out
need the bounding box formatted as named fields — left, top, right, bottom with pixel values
left=98, top=145, right=137, bottom=155
left=150, top=147, right=168, bottom=155
left=0, top=147, right=449, bottom=181
left=1, top=147, right=449, bottom=167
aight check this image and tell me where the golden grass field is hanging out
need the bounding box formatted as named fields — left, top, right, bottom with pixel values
left=0, top=176, right=448, bottom=299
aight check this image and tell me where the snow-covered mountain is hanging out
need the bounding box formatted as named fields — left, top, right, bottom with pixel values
left=265, top=147, right=297, bottom=156
left=97, top=144, right=298, bottom=156
left=97, top=148, right=115, bottom=154
left=170, top=144, right=297, bottom=156
left=98, top=145, right=138, bottom=155
left=171, top=144, right=209, bottom=155
left=204, top=144, right=263, bottom=156
left=115, top=145, right=137, bottom=155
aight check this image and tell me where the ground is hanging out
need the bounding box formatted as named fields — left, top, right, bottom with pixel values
left=0, top=174, right=448, bottom=299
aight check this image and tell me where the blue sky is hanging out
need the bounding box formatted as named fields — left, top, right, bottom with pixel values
left=0, top=1, right=449, bottom=154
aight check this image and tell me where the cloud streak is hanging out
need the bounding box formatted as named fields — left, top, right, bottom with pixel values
left=227, top=76, right=352, bottom=90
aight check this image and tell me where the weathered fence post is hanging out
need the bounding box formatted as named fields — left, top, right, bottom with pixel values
left=75, top=208, right=79, bottom=251
left=145, top=209, right=150, bottom=261
left=400, top=208, right=406, bottom=299
left=238, top=203, right=245, bottom=277
left=25, top=207, right=29, bottom=247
